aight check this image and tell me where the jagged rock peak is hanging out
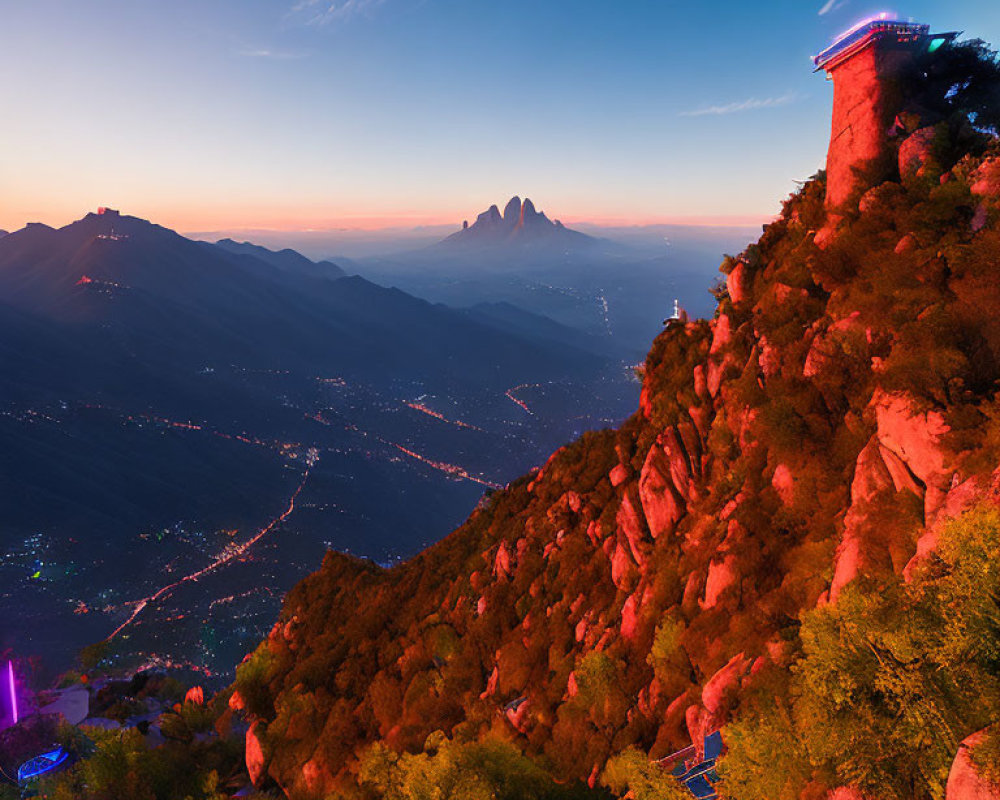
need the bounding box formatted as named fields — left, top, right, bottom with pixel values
left=503, top=196, right=522, bottom=224
left=441, top=195, right=597, bottom=250
left=475, top=204, right=503, bottom=226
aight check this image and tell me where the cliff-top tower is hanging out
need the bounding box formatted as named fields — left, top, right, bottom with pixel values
left=814, top=14, right=955, bottom=209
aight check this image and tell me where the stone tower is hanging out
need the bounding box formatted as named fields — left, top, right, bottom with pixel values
left=813, top=16, right=953, bottom=209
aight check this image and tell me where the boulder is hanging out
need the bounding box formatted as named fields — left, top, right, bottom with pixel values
left=609, top=463, right=630, bottom=487
left=971, top=157, right=1000, bottom=198
left=639, top=384, right=654, bottom=418
left=620, top=592, right=640, bottom=639
left=479, top=666, right=499, bottom=699
left=637, top=676, right=663, bottom=718
left=727, top=260, right=751, bottom=305
left=639, top=440, right=686, bottom=538
left=686, top=653, right=752, bottom=749
left=831, top=436, right=901, bottom=600
left=946, top=730, right=1000, bottom=800
left=617, top=491, right=650, bottom=566
left=877, top=444, right=924, bottom=497
left=693, top=364, right=710, bottom=401
left=895, top=232, right=917, bottom=254
left=504, top=696, right=531, bottom=733
left=702, top=653, right=752, bottom=717
left=771, top=463, right=795, bottom=505
left=494, top=541, right=513, bottom=578
left=246, top=721, right=267, bottom=785
left=610, top=538, right=639, bottom=592
left=302, top=758, right=333, bottom=796
left=873, top=389, right=952, bottom=524
left=815, top=219, right=840, bottom=249
left=898, top=127, right=939, bottom=179
left=702, top=555, right=738, bottom=609
left=710, top=314, right=732, bottom=355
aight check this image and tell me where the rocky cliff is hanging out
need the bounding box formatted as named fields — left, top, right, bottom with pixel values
left=229, top=49, right=1000, bottom=800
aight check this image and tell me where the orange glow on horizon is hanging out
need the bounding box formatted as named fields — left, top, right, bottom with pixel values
left=0, top=200, right=771, bottom=236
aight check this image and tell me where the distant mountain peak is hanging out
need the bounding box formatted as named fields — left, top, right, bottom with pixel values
left=213, top=236, right=346, bottom=280
left=503, top=196, right=522, bottom=224
left=443, top=196, right=595, bottom=250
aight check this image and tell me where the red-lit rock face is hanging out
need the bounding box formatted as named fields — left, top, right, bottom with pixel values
left=246, top=721, right=266, bottom=785
left=946, top=730, right=999, bottom=800
left=825, top=42, right=916, bottom=209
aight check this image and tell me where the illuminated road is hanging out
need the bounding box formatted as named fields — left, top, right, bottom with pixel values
left=305, top=409, right=500, bottom=489
left=403, top=400, right=483, bottom=431
left=104, top=468, right=312, bottom=642
left=389, top=443, right=501, bottom=489
left=505, top=384, right=537, bottom=415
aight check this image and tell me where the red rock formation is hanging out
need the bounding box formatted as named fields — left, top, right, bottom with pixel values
left=702, top=555, right=738, bottom=609
left=873, top=389, right=952, bottom=523
left=972, top=158, right=1000, bottom=197
left=946, top=730, right=1000, bottom=800
left=618, top=491, right=651, bottom=566
left=246, top=721, right=267, bottom=785
left=822, top=40, right=922, bottom=209
left=609, top=463, right=630, bottom=487
left=494, top=541, right=513, bottom=578
left=638, top=438, right=686, bottom=539
left=686, top=653, right=752, bottom=750
left=899, top=126, right=940, bottom=178
left=726, top=260, right=751, bottom=305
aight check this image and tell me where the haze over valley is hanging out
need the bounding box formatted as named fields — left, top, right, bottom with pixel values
left=0, top=204, right=737, bottom=679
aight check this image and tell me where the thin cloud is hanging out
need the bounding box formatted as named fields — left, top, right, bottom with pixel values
left=679, top=92, right=803, bottom=117
left=237, top=47, right=310, bottom=59
left=290, top=0, right=386, bottom=26
left=818, top=0, right=848, bottom=15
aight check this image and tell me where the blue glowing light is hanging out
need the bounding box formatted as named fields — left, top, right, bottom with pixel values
left=17, top=747, right=69, bottom=783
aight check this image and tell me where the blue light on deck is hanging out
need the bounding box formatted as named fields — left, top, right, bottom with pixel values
left=17, top=747, right=69, bottom=783
left=928, top=37, right=947, bottom=53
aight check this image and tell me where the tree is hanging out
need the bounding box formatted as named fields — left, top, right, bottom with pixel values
left=601, top=748, right=689, bottom=800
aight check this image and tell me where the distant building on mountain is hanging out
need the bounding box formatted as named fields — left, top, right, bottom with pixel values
left=813, top=14, right=957, bottom=209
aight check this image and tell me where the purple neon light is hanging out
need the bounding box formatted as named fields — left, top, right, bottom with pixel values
left=7, top=661, right=17, bottom=724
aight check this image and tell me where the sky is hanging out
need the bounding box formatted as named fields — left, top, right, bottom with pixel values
left=1, top=0, right=999, bottom=234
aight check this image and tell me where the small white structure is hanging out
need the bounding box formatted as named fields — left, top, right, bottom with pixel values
left=665, top=299, right=681, bottom=324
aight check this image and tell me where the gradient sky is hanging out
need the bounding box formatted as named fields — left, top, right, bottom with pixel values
left=2, top=0, right=998, bottom=233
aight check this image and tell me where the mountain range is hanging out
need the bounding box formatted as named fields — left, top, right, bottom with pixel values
left=349, top=197, right=752, bottom=361
left=0, top=209, right=638, bottom=676
left=9, top=27, right=1000, bottom=800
